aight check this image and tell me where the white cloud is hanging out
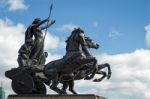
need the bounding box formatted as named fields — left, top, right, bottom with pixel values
left=45, top=32, right=65, bottom=50
left=108, top=29, right=121, bottom=39
left=0, top=18, right=25, bottom=67
left=145, top=24, right=150, bottom=47
left=0, top=0, right=29, bottom=11
left=74, top=49, right=150, bottom=99
left=55, top=23, right=78, bottom=32
left=7, top=0, right=29, bottom=11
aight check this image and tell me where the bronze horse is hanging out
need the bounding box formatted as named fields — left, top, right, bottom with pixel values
left=60, top=37, right=111, bottom=94
left=43, top=28, right=99, bottom=94
left=61, top=63, right=111, bottom=94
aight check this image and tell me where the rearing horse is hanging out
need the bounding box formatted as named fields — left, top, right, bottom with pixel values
left=60, top=37, right=111, bottom=94
left=43, top=28, right=98, bottom=94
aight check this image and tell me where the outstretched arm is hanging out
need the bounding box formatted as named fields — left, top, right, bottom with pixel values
left=40, top=20, right=56, bottom=30
left=34, top=18, right=49, bottom=28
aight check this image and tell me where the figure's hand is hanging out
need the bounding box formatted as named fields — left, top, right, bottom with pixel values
left=45, top=18, right=49, bottom=22
left=50, top=20, right=56, bottom=25
left=95, top=44, right=100, bottom=49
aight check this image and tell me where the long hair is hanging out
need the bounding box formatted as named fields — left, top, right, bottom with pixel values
left=32, top=18, right=42, bottom=24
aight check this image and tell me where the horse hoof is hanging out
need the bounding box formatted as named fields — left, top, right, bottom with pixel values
left=84, top=76, right=91, bottom=80
left=63, top=92, right=67, bottom=95
left=59, top=90, right=67, bottom=95
left=93, top=79, right=101, bottom=82
left=107, top=72, right=111, bottom=79
left=73, top=92, right=77, bottom=95
left=107, top=76, right=111, bottom=79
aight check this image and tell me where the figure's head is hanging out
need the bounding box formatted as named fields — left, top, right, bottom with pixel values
left=72, top=27, right=84, bottom=34
left=32, top=18, right=42, bottom=24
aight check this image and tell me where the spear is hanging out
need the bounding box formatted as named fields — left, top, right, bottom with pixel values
left=44, top=4, right=54, bottom=41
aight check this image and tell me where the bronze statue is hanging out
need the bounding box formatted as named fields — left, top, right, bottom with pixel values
left=25, top=18, right=55, bottom=65
left=61, top=63, right=111, bottom=94
left=5, top=27, right=111, bottom=95
left=60, top=36, right=111, bottom=94
left=43, top=28, right=101, bottom=94
left=5, top=5, right=111, bottom=95
left=17, top=39, right=33, bottom=67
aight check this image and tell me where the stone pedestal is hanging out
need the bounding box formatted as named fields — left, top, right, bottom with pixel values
left=8, top=94, right=106, bottom=99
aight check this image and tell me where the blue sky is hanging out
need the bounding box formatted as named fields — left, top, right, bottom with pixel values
left=1, top=0, right=150, bottom=99
left=1, top=0, right=150, bottom=54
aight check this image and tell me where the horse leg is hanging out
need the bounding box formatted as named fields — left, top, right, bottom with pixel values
left=98, top=63, right=111, bottom=79
left=83, top=57, right=98, bottom=80
left=61, top=81, right=69, bottom=93
left=93, top=71, right=107, bottom=82
left=68, top=80, right=77, bottom=94
left=50, top=77, right=67, bottom=95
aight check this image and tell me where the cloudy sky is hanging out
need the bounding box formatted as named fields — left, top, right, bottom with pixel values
left=0, top=0, right=150, bottom=99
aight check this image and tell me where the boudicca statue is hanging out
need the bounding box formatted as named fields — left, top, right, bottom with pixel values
left=5, top=5, right=111, bottom=95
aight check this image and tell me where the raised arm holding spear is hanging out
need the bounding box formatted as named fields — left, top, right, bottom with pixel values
left=23, top=3, right=56, bottom=66
left=43, top=3, right=56, bottom=42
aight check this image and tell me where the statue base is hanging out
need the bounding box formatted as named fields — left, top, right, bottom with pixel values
left=8, top=94, right=106, bottom=99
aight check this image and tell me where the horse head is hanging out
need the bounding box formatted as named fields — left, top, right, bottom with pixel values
left=85, top=37, right=99, bottom=49
left=72, top=27, right=99, bottom=49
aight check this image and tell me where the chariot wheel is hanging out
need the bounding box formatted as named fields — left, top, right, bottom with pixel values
left=11, top=73, right=34, bottom=94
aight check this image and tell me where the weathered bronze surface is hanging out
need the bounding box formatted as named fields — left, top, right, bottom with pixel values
left=5, top=5, right=111, bottom=95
